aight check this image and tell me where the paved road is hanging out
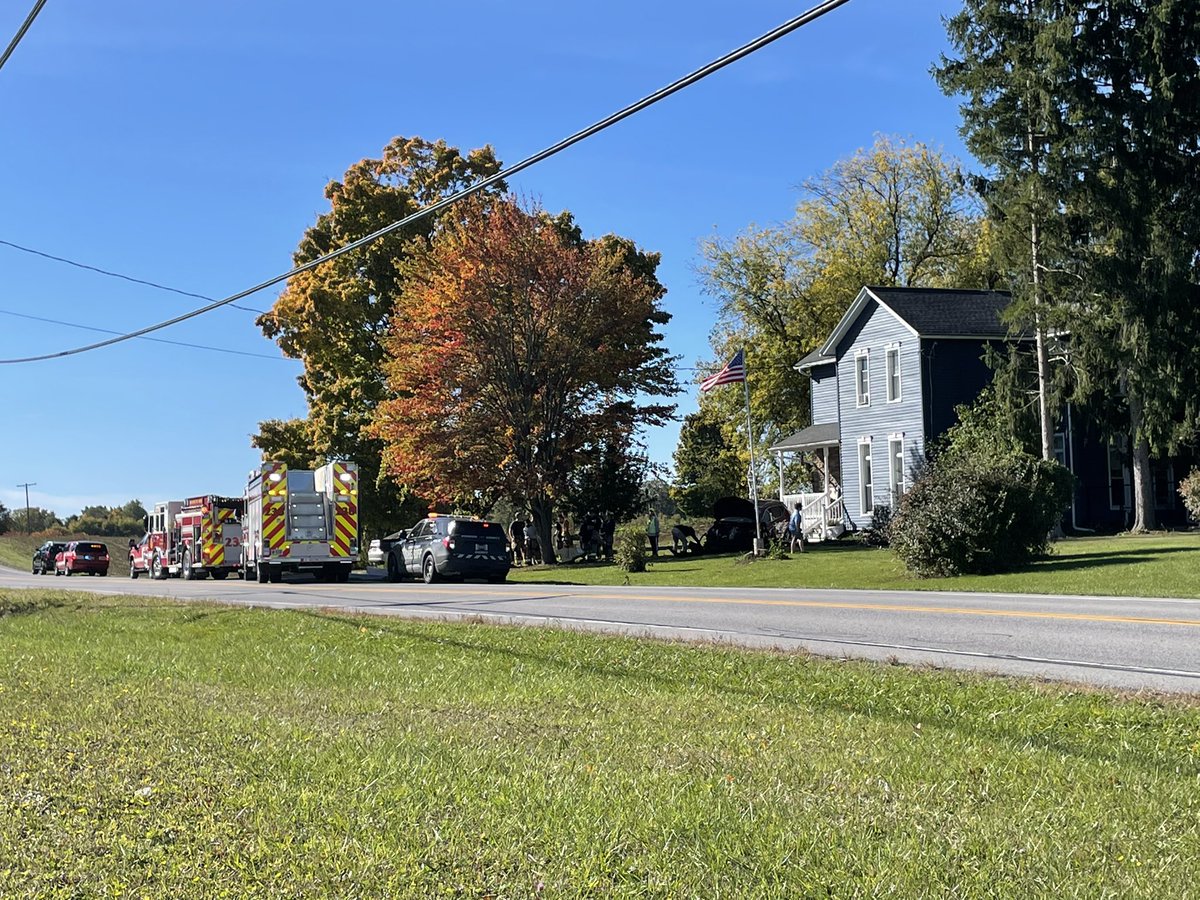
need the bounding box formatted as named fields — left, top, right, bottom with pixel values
left=4, top=564, right=1199, bottom=694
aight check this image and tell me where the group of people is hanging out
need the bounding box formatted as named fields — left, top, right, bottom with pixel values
left=509, top=511, right=616, bottom=565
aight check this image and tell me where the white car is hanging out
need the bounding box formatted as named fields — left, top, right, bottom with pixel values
left=367, top=531, right=407, bottom=566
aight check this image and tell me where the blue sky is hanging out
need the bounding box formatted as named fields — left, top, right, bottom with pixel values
left=0, top=0, right=968, bottom=519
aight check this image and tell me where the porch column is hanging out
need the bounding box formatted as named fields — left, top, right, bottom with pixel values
left=777, top=451, right=785, bottom=501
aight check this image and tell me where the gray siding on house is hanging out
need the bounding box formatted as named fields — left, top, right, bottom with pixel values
left=809, top=361, right=839, bottom=425
left=835, top=300, right=926, bottom=527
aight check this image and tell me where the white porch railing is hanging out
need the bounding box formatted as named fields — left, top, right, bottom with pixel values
left=781, top=491, right=845, bottom=542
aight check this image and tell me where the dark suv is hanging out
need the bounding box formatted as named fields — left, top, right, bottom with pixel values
left=386, top=516, right=510, bottom=584
left=32, top=541, right=67, bottom=575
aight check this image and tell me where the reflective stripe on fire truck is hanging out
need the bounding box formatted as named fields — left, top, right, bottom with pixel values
left=262, top=462, right=288, bottom=553
left=330, top=461, right=357, bottom=557
left=207, top=504, right=238, bottom=568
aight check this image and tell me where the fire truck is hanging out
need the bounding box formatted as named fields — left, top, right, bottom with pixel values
left=128, top=495, right=245, bottom=580
left=243, top=461, right=359, bottom=584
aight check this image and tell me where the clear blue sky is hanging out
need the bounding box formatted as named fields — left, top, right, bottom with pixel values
left=0, top=0, right=968, bottom=519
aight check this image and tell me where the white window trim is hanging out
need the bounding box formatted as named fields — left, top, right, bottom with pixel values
left=885, top=343, right=902, bottom=403
left=855, top=349, right=870, bottom=408
left=858, top=437, right=874, bottom=516
left=888, top=433, right=905, bottom=500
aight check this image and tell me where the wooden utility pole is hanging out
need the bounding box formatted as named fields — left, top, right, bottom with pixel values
left=16, top=481, right=35, bottom=533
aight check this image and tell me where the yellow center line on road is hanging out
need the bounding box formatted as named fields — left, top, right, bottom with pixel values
left=352, top=585, right=1200, bottom=628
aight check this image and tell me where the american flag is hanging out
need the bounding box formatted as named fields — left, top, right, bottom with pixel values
left=699, top=349, right=747, bottom=392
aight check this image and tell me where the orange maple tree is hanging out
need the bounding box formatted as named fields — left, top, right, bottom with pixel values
left=373, top=197, right=677, bottom=561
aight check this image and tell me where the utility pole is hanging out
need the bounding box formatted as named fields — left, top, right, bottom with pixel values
left=16, top=481, right=35, bottom=533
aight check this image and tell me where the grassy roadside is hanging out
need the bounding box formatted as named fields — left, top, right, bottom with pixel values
left=2, top=591, right=1199, bottom=897
left=0, top=532, right=131, bottom=578
left=508, top=532, right=1200, bottom=597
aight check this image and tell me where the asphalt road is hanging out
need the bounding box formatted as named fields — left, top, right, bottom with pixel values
left=4, top=564, right=1200, bottom=694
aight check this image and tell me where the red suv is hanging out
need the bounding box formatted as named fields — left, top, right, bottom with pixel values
left=55, top=541, right=110, bottom=576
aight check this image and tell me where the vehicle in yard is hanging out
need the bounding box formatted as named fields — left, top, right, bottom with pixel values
left=386, top=515, right=509, bottom=584
left=367, top=530, right=407, bottom=566
left=128, top=495, right=245, bottom=581
left=702, top=497, right=790, bottom=553
left=31, top=540, right=67, bottom=575
left=55, top=541, right=110, bottom=576
left=243, top=461, right=358, bottom=584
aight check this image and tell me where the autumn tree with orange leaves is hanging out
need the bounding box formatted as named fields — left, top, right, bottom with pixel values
left=374, top=198, right=678, bottom=563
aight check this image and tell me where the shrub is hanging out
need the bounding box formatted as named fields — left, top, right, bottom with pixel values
left=863, top=503, right=893, bottom=549
left=1179, top=468, right=1200, bottom=524
left=613, top=526, right=647, bottom=573
left=890, top=455, right=1074, bottom=577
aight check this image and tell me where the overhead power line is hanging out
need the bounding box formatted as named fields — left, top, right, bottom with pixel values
left=0, top=308, right=292, bottom=361
left=0, top=0, right=49, bottom=74
left=0, top=238, right=267, bottom=314
left=0, top=0, right=852, bottom=366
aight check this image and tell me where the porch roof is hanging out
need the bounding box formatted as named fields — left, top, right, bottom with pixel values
left=769, top=422, right=840, bottom=453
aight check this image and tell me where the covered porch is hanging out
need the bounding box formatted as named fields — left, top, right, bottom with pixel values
left=769, top=423, right=846, bottom=541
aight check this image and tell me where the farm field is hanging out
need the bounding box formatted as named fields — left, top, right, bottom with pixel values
left=2, top=590, right=1199, bottom=897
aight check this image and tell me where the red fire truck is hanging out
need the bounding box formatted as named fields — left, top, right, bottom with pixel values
left=128, top=495, right=245, bottom=580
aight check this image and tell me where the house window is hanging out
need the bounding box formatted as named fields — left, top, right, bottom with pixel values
left=889, top=434, right=905, bottom=501
left=1053, top=433, right=1066, bottom=468
left=885, top=345, right=901, bottom=402
left=855, top=351, right=870, bottom=407
left=859, top=440, right=873, bottom=515
left=1108, top=440, right=1129, bottom=510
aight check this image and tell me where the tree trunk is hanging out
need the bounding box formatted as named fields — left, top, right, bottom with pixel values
left=529, top=497, right=558, bottom=564
left=1128, top=390, right=1157, bottom=533
left=1028, top=160, right=1054, bottom=463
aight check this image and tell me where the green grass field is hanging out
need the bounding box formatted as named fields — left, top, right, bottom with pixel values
left=508, top=532, right=1200, bottom=597
left=2, top=590, right=1199, bottom=897
left=0, top=532, right=131, bottom=578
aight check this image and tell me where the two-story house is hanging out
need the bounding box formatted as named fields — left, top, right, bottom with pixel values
left=769, top=285, right=1186, bottom=538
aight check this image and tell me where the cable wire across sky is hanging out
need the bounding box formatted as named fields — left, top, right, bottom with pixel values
left=0, top=0, right=852, bottom=365
left=0, top=0, right=48, bottom=74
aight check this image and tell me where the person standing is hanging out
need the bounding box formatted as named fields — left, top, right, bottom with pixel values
left=510, top=517, right=526, bottom=566
left=788, top=501, right=805, bottom=554
left=524, top=519, right=540, bottom=564
left=646, top=509, right=660, bottom=557
left=601, top=513, right=615, bottom=560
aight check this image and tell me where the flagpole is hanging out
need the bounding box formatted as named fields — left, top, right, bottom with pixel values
left=741, top=348, right=763, bottom=555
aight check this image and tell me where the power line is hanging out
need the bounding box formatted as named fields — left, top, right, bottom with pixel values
left=0, top=0, right=852, bottom=366
left=0, top=0, right=49, bottom=74
left=0, top=308, right=292, bottom=361
left=0, top=238, right=267, bottom=314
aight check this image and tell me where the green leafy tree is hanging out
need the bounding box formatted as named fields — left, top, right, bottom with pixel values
left=671, top=409, right=743, bottom=518
left=0, top=502, right=10, bottom=535
left=938, top=0, right=1200, bottom=532
left=696, top=135, right=992, bottom=478
left=19, top=507, right=61, bottom=534
left=563, top=437, right=651, bottom=525
left=374, top=197, right=677, bottom=562
left=257, top=136, right=505, bottom=539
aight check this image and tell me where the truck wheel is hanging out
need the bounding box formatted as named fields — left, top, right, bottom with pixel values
left=151, top=553, right=165, bottom=580
left=336, top=566, right=350, bottom=583
left=421, top=554, right=439, bottom=584
left=210, top=570, right=228, bottom=581
left=256, top=563, right=268, bottom=584
left=129, top=558, right=139, bottom=579
left=55, top=567, right=62, bottom=576
left=63, top=566, right=72, bottom=576
left=181, top=549, right=193, bottom=580
left=386, top=553, right=404, bottom=583
left=269, top=567, right=282, bottom=584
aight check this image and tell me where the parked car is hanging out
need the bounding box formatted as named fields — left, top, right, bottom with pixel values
left=31, top=540, right=67, bottom=575
left=55, top=541, right=110, bottom=576
left=386, top=516, right=509, bottom=583
left=367, top=530, right=407, bottom=566
left=702, top=497, right=789, bottom=553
